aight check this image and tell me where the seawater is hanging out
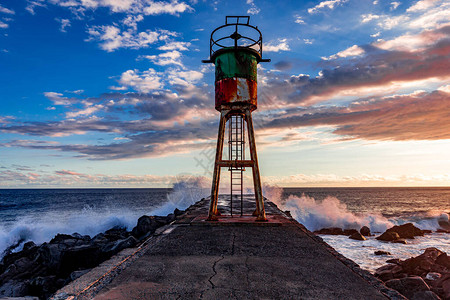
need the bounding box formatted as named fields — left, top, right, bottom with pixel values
left=1, top=185, right=449, bottom=273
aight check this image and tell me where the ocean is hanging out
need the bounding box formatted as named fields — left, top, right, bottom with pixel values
left=0, top=185, right=449, bottom=273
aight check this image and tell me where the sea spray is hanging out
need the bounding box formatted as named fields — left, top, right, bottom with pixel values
left=263, top=184, right=393, bottom=232
left=149, top=176, right=209, bottom=216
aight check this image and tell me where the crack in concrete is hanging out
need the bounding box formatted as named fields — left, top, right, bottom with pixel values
left=208, top=255, right=225, bottom=289
left=244, top=256, right=250, bottom=287
left=231, top=232, right=236, bottom=256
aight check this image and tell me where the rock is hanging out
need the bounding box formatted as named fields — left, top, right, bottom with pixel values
left=343, top=229, right=359, bottom=236
left=385, top=276, right=430, bottom=299
left=173, top=208, right=184, bottom=216
left=69, top=269, right=91, bottom=281
left=314, top=227, right=345, bottom=235
left=377, top=231, right=400, bottom=241
left=49, top=234, right=74, bottom=244
left=22, top=241, right=37, bottom=251
left=0, top=280, right=30, bottom=297
left=360, top=226, right=371, bottom=236
left=402, top=248, right=444, bottom=276
left=422, top=229, right=433, bottom=234
left=59, top=244, right=101, bottom=276
left=349, top=232, right=366, bottom=240
left=375, top=250, right=391, bottom=256
left=436, top=229, right=450, bottom=233
left=393, top=239, right=407, bottom=244
left=102, top=236, right=138, bottom=255
left=435, top=253, right=450, bottom=269
left=411, top=290, right=441, bottom=300
left=28, top=275, right=61, bottom=299
left=386, top=223, right=424, bottom=239
left=132, top=215, right=169, bottom=238
left=387, top=258, right=402, bottom=265
left=104, top=227, right=129, bottom=241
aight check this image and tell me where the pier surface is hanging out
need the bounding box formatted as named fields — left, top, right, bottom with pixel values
left=53, top=196, right=399, bottom=300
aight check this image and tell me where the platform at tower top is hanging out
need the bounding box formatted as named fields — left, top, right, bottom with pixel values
left=51, top=196, right=403, bottom=300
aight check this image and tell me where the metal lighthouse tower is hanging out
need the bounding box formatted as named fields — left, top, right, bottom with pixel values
left=202, top=16, right=270, bottom=221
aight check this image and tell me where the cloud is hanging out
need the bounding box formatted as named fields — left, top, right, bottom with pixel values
left=44, top=92, right=77, bottom=105
left=294, top=15, right=305, bottom=24
left=264, top=39, right=290, bottom=52
left=44, top=0, right=193, bottom=16
left=117, top=68, right=163, bottom=93
left=26, top=1, right=47, bottom=15
left=308, top=0, right=347, bottom=14
left=246, top=0, right=260, bottom=15
left=56, top=18, right=71, bottom=32
left=86, top=25, right=173, bottom=52
left=143, top=50, right=183, bottom=66
left=274, top=61, right=293, bottom=71
left=321, top=45, right=365, bottom=60
left=158, top=41, right=191, bottom=51
left=390, top=1, right=401, bottom=11
left=361, top=14, right=380, bottom=23
left=263, top=89, right=450, bottom=141
left=0, top=4, right=15, bottom=15
left=66, top=104, right=104, bottom=118
left=55, top=169, right=85, bottom=176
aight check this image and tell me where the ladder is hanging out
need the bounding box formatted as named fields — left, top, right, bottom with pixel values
left=228, top=115, right=245, bottom=216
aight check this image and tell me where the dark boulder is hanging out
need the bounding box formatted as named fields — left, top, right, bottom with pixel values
left=386, top=223, right=424, bottom=239
left=59, top=244, right=101, bottom=276
left=343, top=229, right=358, bottom=236
left=174, top=208, right=184, bottom=216
left=102, top=236, right=138, bottom=255
left=314, top=227, right=345, bottom=235
left=435, top=253, right=450, bottom=269
left=104, top=227, right=129, bottom=241
left=132, top=215, right=169, bottom=238
left=375, top=250, right=391, bottom=256
left=377, top=231, right=400, bottom=241
left=349, top=232, right=366, bottom=241
left=360, top=226, right=371, bottom=236
left=385, top=276, right=430, bottom=299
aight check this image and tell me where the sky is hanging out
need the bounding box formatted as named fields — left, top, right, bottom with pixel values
left=0, top=0, right=449, bottom=188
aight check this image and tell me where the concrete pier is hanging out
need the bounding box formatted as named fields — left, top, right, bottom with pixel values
left=52, top=196, right=403, bottom=300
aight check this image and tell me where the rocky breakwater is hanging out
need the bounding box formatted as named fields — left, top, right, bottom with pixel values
left=375, top=248, right=450, bottom=300
left=0, top=208, right=184, bottom=299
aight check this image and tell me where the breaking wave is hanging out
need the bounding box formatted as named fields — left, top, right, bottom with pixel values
left=263, top=185, right=448, bottom=232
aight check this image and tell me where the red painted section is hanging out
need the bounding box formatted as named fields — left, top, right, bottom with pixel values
left=215, top=78, right=257, bottom=111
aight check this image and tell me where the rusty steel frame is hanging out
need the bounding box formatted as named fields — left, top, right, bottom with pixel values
left=207, top=108, right=266, bottom=222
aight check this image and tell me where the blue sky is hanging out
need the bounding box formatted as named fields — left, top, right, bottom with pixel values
left=0, top=0, right=449, bottom=188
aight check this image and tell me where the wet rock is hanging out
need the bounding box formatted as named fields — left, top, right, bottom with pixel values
left=132, top=215, right=169, bottom=238
left=22, top=241, right=37, bottom=252
left=411, top=290, right=441, bottom=300
left=59, top=244, right=101, bottom=276
left=435, top=253, right=450, bottom=269
left=349, top=232, right=366, bottom=240
left=174, top=208, right=184, bottom=217
left=377, top=231, right=400, bottom=241
left=343, top=229, right=359, bottom=236
left=69, top=269, right=91, bottom=281
left=393, top=239, right=407, bottom=244
left=385, top=276, right=430, bottom=299
left=104, top=227, right=129, bottom=241
left=360, top=226, right=371, bottom=236
left=375, top=250, right=391, bottom=256
left=387, top=258, right=401, bottom=265
left=0, top=279, right=30, bottom=297
left=386, top=223, right=424, bottom=239
left=314, top=227, right=345, bottom=235
left=102, top=236, right=138, bottom=255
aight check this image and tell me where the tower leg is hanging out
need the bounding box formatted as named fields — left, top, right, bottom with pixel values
left=208, top=110, right=228, bottom=220
left=244, top=110, right=267, bottom=221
